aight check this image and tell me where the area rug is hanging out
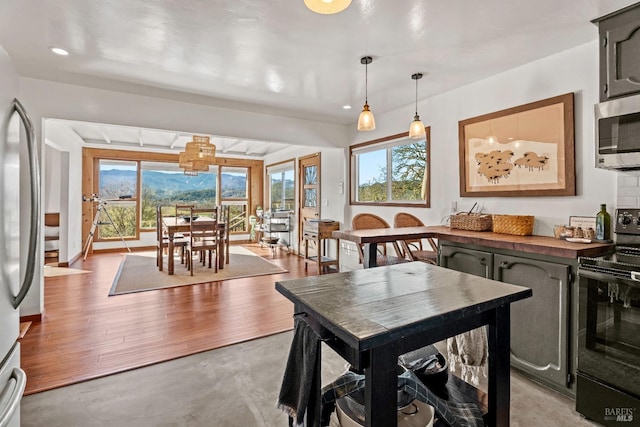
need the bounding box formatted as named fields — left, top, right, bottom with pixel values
left=109, top=246, right=288, bottom=295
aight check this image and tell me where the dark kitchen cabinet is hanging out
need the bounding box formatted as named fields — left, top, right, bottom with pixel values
left=440, top=241, right=575, bottom=395
left=494, top=254, right=571, bottom=390
left=439, top=245, right=493, bottom=278
left=593, top=2, right=640, bottom=101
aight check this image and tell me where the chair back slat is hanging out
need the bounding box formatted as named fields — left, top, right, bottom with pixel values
left=393, top=212, right=438, bottom=263
left=351, top=213, right=392, bottom=262
left=185, top=207, right=219, bottom=275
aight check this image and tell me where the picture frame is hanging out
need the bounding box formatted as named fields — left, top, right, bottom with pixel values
left=458, top=93, right=575, bottom=197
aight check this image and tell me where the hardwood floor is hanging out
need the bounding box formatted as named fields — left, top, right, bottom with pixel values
left=20, top=244, right=311, bottom=395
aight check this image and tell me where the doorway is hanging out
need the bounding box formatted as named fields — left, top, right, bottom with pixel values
left=298, top=153, right=320, bottom=255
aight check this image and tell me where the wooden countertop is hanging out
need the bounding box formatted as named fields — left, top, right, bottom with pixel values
left=333, top=225, right=615, bottom=259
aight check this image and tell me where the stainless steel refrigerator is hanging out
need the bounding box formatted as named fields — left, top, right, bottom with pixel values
left=0, top=98, right=40, bottom=426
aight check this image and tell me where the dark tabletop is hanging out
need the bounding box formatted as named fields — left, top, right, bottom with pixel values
left=276, top=262, right=532, bottom=352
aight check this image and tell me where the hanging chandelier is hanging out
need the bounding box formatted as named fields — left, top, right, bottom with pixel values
left=179, top=135, right=216, bottom=176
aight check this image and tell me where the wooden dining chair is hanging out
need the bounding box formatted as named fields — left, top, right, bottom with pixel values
left=185, top=207, right=219, bottom=275
left=156, top=205, right=188, bottom=271
left=351, top=213, right=405, bottom=266
left=393, top=212, right=438, bottom=265
left=175, top=204, right=196, bottom=217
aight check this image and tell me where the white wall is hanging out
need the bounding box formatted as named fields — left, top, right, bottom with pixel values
left=44, top=145, right=61, bottom=213
left=346, top=40, right=617, bottom=236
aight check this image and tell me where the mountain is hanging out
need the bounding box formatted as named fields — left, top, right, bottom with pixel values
left=99, top=169, right=247, bottom=199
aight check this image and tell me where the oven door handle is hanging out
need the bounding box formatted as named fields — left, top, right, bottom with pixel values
left=631, top=271, right=640, bottom=282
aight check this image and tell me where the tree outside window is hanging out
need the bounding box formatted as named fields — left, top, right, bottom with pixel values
left=351, top=132, right=429, bottom=206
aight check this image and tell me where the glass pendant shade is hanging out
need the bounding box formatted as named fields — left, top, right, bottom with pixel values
left=357, top=56, right=375, bottom=131
left=408, top=73, right=426, bottom=140
left=357, top=103, right=376, bottom=131
left=409, top=114, right=426, bottom=139
left=304, top=0, right=352, bottom=14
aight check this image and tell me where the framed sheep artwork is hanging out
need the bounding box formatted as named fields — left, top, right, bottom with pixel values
left=458, top=92, right=575, bottom=197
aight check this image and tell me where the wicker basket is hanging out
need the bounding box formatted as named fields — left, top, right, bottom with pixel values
left=450, top=213, right=493, bottom=231
left=492, top=215, right=535, bottom=236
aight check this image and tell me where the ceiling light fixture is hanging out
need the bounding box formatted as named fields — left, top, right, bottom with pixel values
left=409, top=73, right=426, bottom=140
left=178, top=135, right=216, bottom=175
left=304, top=0, right=352, bottom=15
left=50, top=47, right=69, bottom=56
left=357, top=56, right=376, bottom=131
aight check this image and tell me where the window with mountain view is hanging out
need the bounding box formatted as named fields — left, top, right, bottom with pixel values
left=140, top=161, right=217, bottom=229
left=267, top=161, right=295, bottom=211
left=350, top=132, right=430, bottom=206
left=97, top=159, right=138, bottom=240
left=219, top=166, right=249, bottom=232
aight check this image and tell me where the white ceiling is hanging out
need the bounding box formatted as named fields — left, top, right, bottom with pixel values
left=0, top=0, right=636, bottom=157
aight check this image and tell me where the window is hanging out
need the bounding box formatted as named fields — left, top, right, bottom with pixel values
left=84, top=148, right=263, bottom=243
left=140, top=161, right=217, bottom=228
left=97, top=160, right=138, bottom=240
left=220, top=166, right=249, bottom=232
left=350, top=131, right=430, bottom=206
left=267, top=161, right=295, bottom=211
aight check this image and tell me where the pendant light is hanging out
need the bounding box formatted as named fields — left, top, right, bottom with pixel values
left=409, top=73, right=426, bottom=140
left=304, top=0, right=352, bottom=14
left=357, top=56, right=376, bottom=131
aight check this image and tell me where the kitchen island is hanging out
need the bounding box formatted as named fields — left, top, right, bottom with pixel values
left=276, top=262, right=532, bottom=427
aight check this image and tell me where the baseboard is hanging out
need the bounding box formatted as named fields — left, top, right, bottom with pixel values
left=20, top=313, right=42, bottom=323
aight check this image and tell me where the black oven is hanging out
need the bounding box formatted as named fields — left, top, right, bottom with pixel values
left=577, top=209, right=640, bottom=426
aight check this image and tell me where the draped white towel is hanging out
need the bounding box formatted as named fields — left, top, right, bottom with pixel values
left=446, top=327, right=488, bottom=386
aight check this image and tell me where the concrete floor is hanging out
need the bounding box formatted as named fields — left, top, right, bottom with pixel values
left=21, top=331, right=597, bottom=427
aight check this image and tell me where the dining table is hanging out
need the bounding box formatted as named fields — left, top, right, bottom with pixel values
left=161, top=216, right=226, bottom=275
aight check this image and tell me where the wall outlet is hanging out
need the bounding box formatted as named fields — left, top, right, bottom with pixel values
left=322, top=199, right=328, bottom=207
left=450, top=201, right=457, bottom=214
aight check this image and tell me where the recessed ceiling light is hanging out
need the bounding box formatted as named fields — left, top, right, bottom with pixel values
left=50, top=47, right=69, bottom=56
left=343, top=105, right=352, bottom=110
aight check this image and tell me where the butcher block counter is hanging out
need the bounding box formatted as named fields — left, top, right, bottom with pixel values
left=421, top=225, right=614, bottom=259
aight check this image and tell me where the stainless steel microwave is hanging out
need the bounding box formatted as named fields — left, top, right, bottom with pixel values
left=595, top=93, right=640, bottom=170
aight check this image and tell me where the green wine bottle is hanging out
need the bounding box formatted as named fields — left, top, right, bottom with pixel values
left=595, top=204, right=611, bottom=241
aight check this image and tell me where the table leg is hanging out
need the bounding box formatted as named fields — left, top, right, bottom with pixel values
left=487, top=305, right=510, bottom=426
left=317, top=237, right=322, bottom=275
left=218, top=227, right=225, bottom=270
left=168, top=232, right=175, bottom=275
left=365, top=347, right=398, bottom=426
left=363, top=243, right=378, bottom=268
